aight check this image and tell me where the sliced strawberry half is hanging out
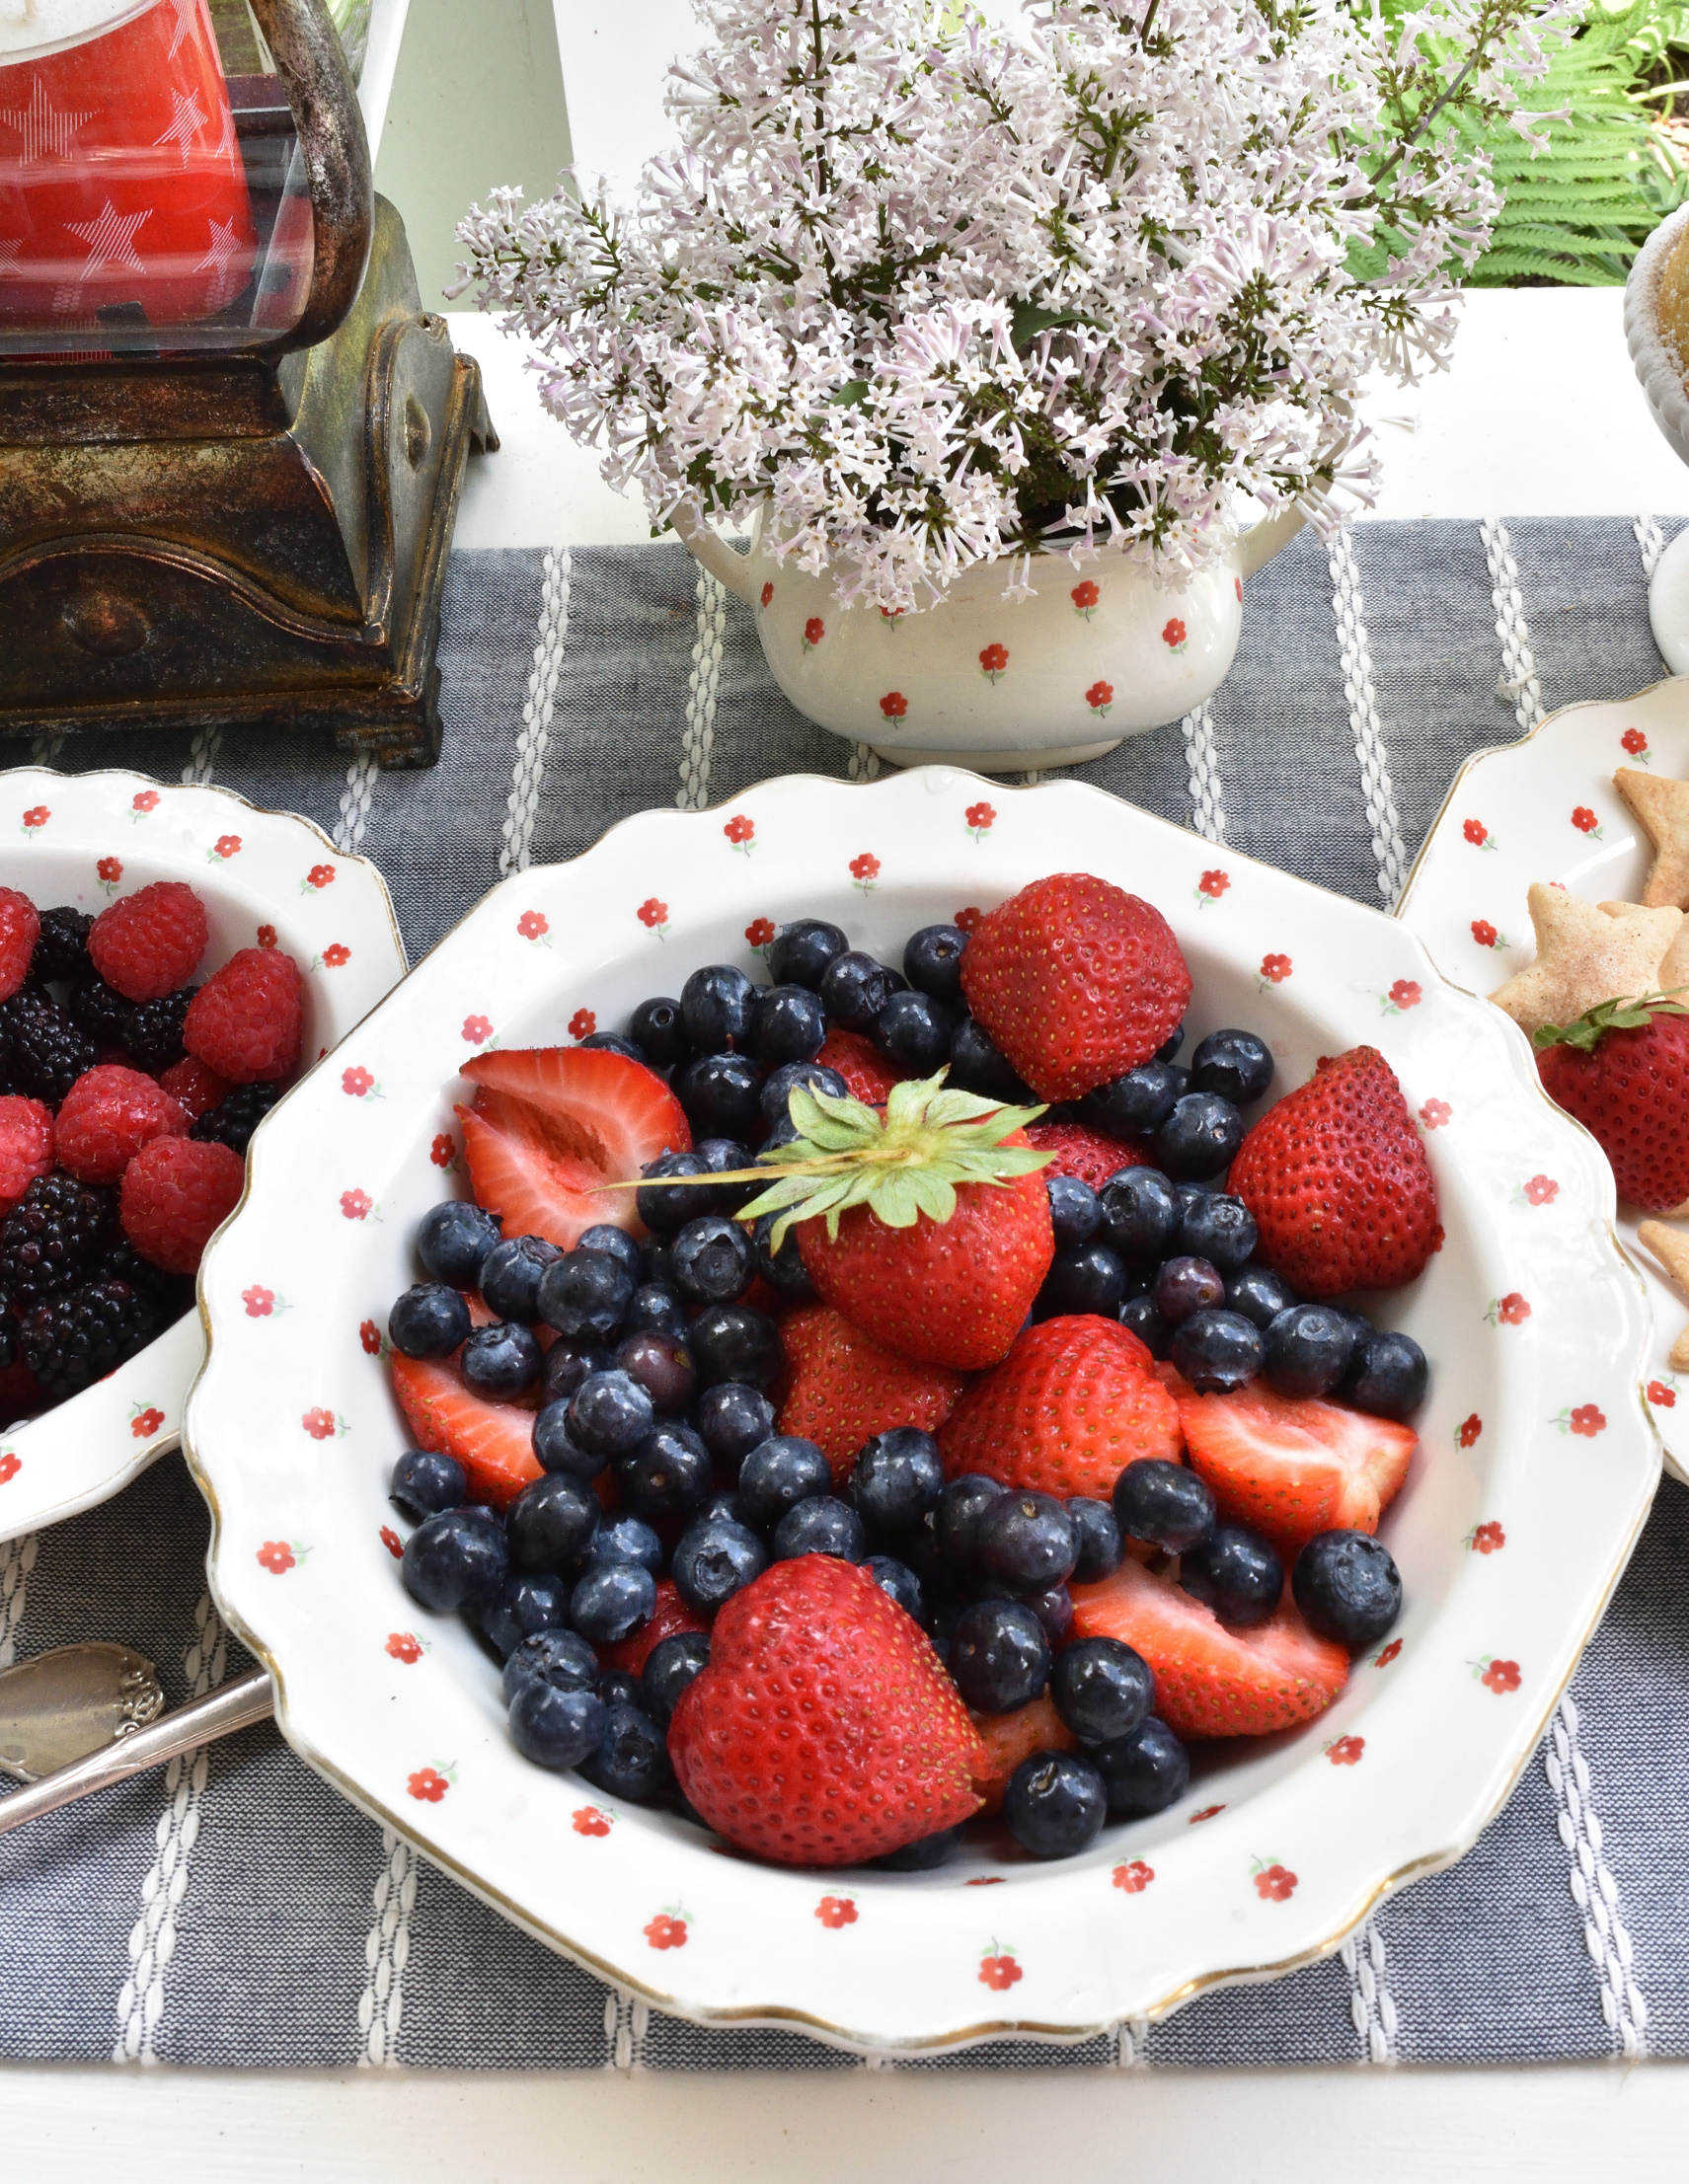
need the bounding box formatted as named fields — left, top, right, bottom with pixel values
left=1069, top=1557, right=1348, bottom=1739
left=970, top=1691, right=1077, bottom=1815
left=815, top=1028, right=907, bottom=1105
left=459, top=1046, right=690, bottom=1249
left=1173, top=1381, right=1417, bottom=1555
left=390, top=1351, right=541, bottom=1510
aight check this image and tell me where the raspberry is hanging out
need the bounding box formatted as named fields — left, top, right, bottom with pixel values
left=0, top=889, right=39, bottom=1004
left=159, top=1055, right=230, bottom=1121
left=190, top=1080, right=280, bottom=1156
left=20, top=1279, right=163, bottom=1401
left=120, top=1136, right=245, bottom=1276
left=0, top=988, right=98, bottom=1107
left=88, top=881, right=208, bottom=1004
left=29, top=905, right=93, bottom=985
left=55, top=1065, right=188, bottom=1185
left=0, top=1173, right=115, bottom=1309
left=183, top=948, right=302, bottom=1085
left=0, top=1095, right=53, bottom=1214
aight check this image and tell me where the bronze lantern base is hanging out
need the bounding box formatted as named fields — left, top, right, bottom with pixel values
left=0, top=196, right=495, bottom=770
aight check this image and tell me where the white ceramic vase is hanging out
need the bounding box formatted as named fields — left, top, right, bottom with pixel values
left=1626, top=197, right=1689, bottom=675
left=677, top=502, right=1305, bottom=773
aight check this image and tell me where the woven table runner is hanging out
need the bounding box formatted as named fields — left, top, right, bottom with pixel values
left=3, top=518, right=1687, bottom=2071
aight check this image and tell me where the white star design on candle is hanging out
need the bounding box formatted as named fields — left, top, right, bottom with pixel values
left=195, top=213, right=248, bottom=309
left=0, top=239, right=19, bottom=277
left=0, top=78, right=96, bottom=164
left=167, top=0, right=200, bottom=59
left=154, top=86, right=207, bottom=165
left=60, top=201, right=153, bottom=287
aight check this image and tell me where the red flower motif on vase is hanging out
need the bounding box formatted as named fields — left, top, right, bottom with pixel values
left=1420, top=1097, right=1452, bottom=1129
left=1112, top=1861, right=1154, bottom=1893
left=568, top=1008, right=596, bottom=1040
left=341, top=1189, right=372, bottom=1221
left=214, top=835, right=241, bottom=860
left=1622, top=726, right=1650, bottom=759
left=759, top=581, right=774, bottom=608
left=321, top=942, right=350, bottom=968
left=1085, top=679, right=1113, bottom=716
left=462, top=1016, right=492, bottom=1044
left=242, top=1286, right=274, bottom=1318
left=1523, top=1174, right=1559, bottom=1206
left=637, top=898, right=668, bottom=932
left=0, top=1453, right=18, bottom=1485
left=978, top=1950, right=1023, bottom=1992
left=1327, top=1736, right=1364, bottom=1766
left=573, top=1806, right=611, bottom=1837
left=1648, top=1380, right=1677, bottom=1408
left=1374, top=1639, right=1403, bottom=1668
left=342, top=1066, right=373, bottom=1097
left=1571, top=806, right=1600, bottom=836
left=1569, top=1403, right=1607, bottom=1437
left=1491, top=1293, right=1531, bottom=1326
left=880, top=691, right=908, bottom=720
left=129, top=1406, right=165, bottom=1439
left=745, top=917, right=776, bottom=949
left=1161, top=616, right=1188, bottom=652
left=1471, top=1522, right=1505, bottom=1553
left=803, top=617, right=825, bottom=651
left=815, top=1895, right=858, bottom=1929
left=97, top=856, right=121, bottom=884
left=429, top=1134, right=455, bottom=1169
left=380, top=1525, right=403, bottom=1559
left=880, top=606, right=905, bottom=623
left=1471, top=920, right=1498, bottom=948
left=517, top=910, right=549, bottom=941
left=131, top=791, right=159, bottom=814
left=955, top=907, right=983, bottom=934
left=850, top=853, right=881, bottom=887
left=1457, top=1412, right=1483, bottom=1449
left=1071, top=579, right=1100, bottom=616
left=1463, top=818, right=1491, bottom=848
left=257, top=924, right=277, bottom=948
left=1387, top=979, right=1421, bottom=1012
left=724, top=814, right=754, bottom=847
left=359, top=1318, right=382, bottom=1356
left=645, top=1914, right=688, bottom=1950
left=386, top=1632, right=422, bottom=1664
left=1260, top=953, right=1291, bottom=983
left=408, top=1768, right=449, bottom=1802
left=1481, top=1658, right=1521, bottom=1694
left=22, top=806, right=47, bottom=829
left=257, top=1541, right=295, bottom=1575
left=1198, top=869, right=1230, bottom=900
left=1254, top=1863, right=1298, bottom=1902
left=978, top=642, right=1008, bottom=683
left=301, top=1407, right=338, bottom=1439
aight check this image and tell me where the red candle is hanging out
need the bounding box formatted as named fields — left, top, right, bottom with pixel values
left=0, top=0, right=258, bottom=335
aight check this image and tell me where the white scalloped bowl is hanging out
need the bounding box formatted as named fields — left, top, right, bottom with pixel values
left=185, top=770, right=1658, bottom=2053
left=0, top=768, right=407, bottom=1545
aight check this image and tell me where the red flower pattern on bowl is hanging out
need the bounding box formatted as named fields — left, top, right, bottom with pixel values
left=429, top=1134, right=455, bottom=1168
left=408, top=1768, right=448, bottom=1802
left=1494, top=1293, right=1531, bottom=1325
left=343, top=1067, right=373, bottom=1097
left=646, top=1914, right=688, bottom=1950
left=0, top=1453, right=19, bottom=1485
left=22, top=807, right=47, bottom=829
left=301, top=1408, right=337, bottom=1440
left=965, top=801, right=995, bottom=831
left=129, top=1407, right=166, bottom=1438
left=341, top=1189, right=372, bottom=1222
left=1420, top=1098, right=1451, bottom=1129
left=386, top=1632, right=422, bottom=1664
left=1472, top=1522, right=1505, bottom=1553
left=257, top=924, right=277, bottom=948
left=880, top=692, right=908, bottom=720
left=132, top=791, right=159, bottom=813
left=1570, top=1403, right=1606, bottom=1438
left=1463, top=819, right=1489, bottom=847
left=257, top=1541, right=295, bottom=1575
left=637, top=898, right=667, bottom=930
left=359, top=1319, right=382, bottom=1355
left=1471, top=920, right=1497, bottom=948
left=1112, top=1861, right=1154, bottom=1893
left=1481, top=1658, right=1521, bottom=1694
left=977, top=1952, right=1022, bottom=1992
left=955, top=907, right=982, bottom=933
left=1375, top=1639, right=1402, bottom=1668
left=850, top=853, right=881, bottom=882
left=569, top=1008, right=596, bottom=1040
left=1085, top=679, right=1113, bottom=715
left=214, top=835, right=242, bottom=859
left=1571, top=806, right=1599, bottom=834
left=1190, top=1804, right=1225, bottom=1824
left=518, top=910, right=549, bottom=941
left=306, top=864, right=336, bottom=889
left=745, top=917, right=776, bottom=948
left=1260, top=953, right=1291, bottom=983
left=1523, top=1173, right=1559, bottom=1205
left=1649, top=1380, right=1677, bottom=1408
left=1254, top=1863, right=1297, bottom=1902
left=1458, top=1413, right=1483, bottom=1449
left=242, top=1286, right=274, bottom=1318
left=1199, top=869, right=1229, bottom=900
left=724, top=814, right=754, bottom=846
left=321, top=942, right=350, bottom=967
left=573, top=1807, right=611, bottom=1838
left=462, top=1016, right=492, bottom=1044
left=380, top=1526, right=403, bottom=1559
left=1327, top=1736, right=1364, bottom=1766
left=1389, top=979, right=1421, bottom=1010
left=815, top=1895, right=858, bottom=1929
left=97, top=856, right=122, bottom=884
left=1622, top=726, right=1649, bottom=755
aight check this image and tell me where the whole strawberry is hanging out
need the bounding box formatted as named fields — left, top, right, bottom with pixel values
left=184, top=947, right=302, bottom=1084
left=960, top=873, right=1191, bottom=1100
left=0, top=888, right=39, bottom=1004
left=89, top=880, right=207, bottom=1003
left=777, top=1303, right=968, bottom=1478
left=1228, top=1045, right=1441, bottom=1298
left=667, top=1557, right=985, bottom=1865
left=1534, top=992, right=1689, bottom=1213
left=815, top=1028, right=907, bottom=1104
left=938, top=1315, right=1183, bottom=1498
left=1023, top=1120, right=1150, bottom=1192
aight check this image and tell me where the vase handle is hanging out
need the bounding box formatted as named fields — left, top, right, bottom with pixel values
left=672, top=509, right=762, bottom=607
left=1237, top=505, right=1307, bottom=582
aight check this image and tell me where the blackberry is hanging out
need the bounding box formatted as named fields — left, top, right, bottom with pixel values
left=0, top=1174, right=115, bottom=1310
left=1, top=987, right=97, bottom=1105
left=68, top=977, right=133, bottom=1052
left=90, top=1234, right=190, bottom=1317
left=30, top=907, right=94, bottom=986
left=191, top=1081, right=281, bottom=1156
left=20, top=1279, right=162, bottom=1400
left=124, top=986, right=195, bottom=1075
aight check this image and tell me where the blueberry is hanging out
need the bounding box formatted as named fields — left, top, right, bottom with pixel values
left=1178, top=1191, right=1258, bottom=1272
left=680, top=963, right=757, bottom=1053
left=1078, top=1059, right=1185, bottom=1138
left=773, top=1494, right=866, bottom=1561
left=695, top=1382, right=777, bottom=1471
left=1045, top=1173, right=1102, bottom=1251
left=948, top=1014, right=1035, bottom=1102
left=737, top=1434, right=831, bottom=1531
left=388, top=1281, right=473, bottom=1360
left=570, top=1558, right=658, bottom=1641
left=580, top=1701, right=672, bottom=1802
left=614, top=1328, right=697, bottom=1415
left=1264, top=1304, right=1356, bottom=1398
left=641, top=1631, right=712, bottom=1727
left=750, top=984, right=826, bottom=1068
left=1169, top=1308, right=1263, bottom=1393
left=850, top=1427, right=945, bottom=1535
left=579, top=1033, right=647, bottom=1064
left=761, top=1060, right=847, bottom=1127
left=1181, top=1522, right=1283, bottom=1626
left=637, top=1150, right=718, bottom=1232
left=676, top=1052, right=766, bottom=1143
left=1117, top=1294, right=1171, bottom=1358
left=875, top=990, right=953, bottom=1075
left=1094, top=1715, right=1190, bottom=1816
left=1098, top=1167, right=1181, bottom=1264
left=751, top=1211, right=815, bottom=1300
left=769, top=917, right=849, bottom=991
left=687, top=1303, right=784, bottom=1391
left=902, top=924, right=968, bottom=1004
left=537, top=1248, right=635, bottom=1344
left=977, top=1490, right=1077, bottom=1591
left=501, top=1625, right=598, bottom=1707
left=1068, top=1496, right=1124, bottom=1582
left=1051, top=1635, right=1154, bottom=1745
left=949, top=1599, right=1050, bottom=1712
left=417, top=1199, right=502, bottom=1289
left=672, top=1517, right=767, bottom=1613
left=587, top=1514, right=664, bottom=1573
left=1154, top=1092, right=1245, bottom=1180
left=476, top=1571, right=571, bottom=1660
left=597, top=1667, right=643, bottom=1710
left=401, top=1507, right=508, bottom=1613
left=1017, top=1583, right=1075, bottom=1647
left=622, top=1287, right=685, bottom=1345
left=873, top=1824, right=962, bottom=1871
left=389, top=1448, right=466, bottom=1522
left=576, top=1224, right=643, bottom=1279
left=670, top=1216, right=754, bottom=1306
left=1293, top=1530, right=1403, bottom=1648
left=567, top=1369, right=654, bottom=1457
left=613, top=1423, right=714, bottom=1520
left=480, top=1234, right=563, bottom=1322
left=1004, top=1751, right=1108, bottom=1859
left=703, top=1489, right=750, bottom=1529
left=629, top=995, right=689, bottom=1069
left=1225, top=1263, right=1299, bottom=1331
left=539, top=1339, right=610, bottom=1406
left=864, top=1553, right=924, bottom=1620
left=1345, top=1329, right=1429, bottom=1421
left=507, top=1473, right=600, bottom=1573
left=762, top=1114, right=801, bottom=1153
left=934, top=1473, right=1008, bottom=1567
left=1113, top=1458, right=1215, bottom=1553
left=461, top=1320, right=542, bottom=1399
left=1158, top=1023, right=1187, bottom=1061
left=507, top=1679, right=606, bottom=1771
left=1036, top=1241, right=1126, bottom=1319
left=531, top=1399, right=605, bottom=1478
left=1153, top=1255, right=1225, bottom=1325
left=1189, top=1028, right=1274, bottom=1107
left=818, top=950, right=903, bottom=1032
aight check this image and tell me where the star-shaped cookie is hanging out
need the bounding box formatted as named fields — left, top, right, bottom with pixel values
left=1638, top=1219, right=1689, bottom=1370
left=1489, top=885, right=1683, bottom=1034
left=1616, top=768, right=1689, bottom=910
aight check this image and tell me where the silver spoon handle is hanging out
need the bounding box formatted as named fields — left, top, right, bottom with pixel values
left=0, top=1666, right=274, bottom=1837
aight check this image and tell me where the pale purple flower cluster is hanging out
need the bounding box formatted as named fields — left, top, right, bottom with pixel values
left=457, top=0, right=1563, bottom=609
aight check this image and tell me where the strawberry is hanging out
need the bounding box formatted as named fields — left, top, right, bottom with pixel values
left=1069, top=1556, right=1348, bottom=1739
left=389, top=1350, right=542, bottom=1509
left=0, top=1094, right=53, bottom=1214
left=1533, top=991, right=1689, bottom=1213
left=183, top=947, right=302, bottom=1084
left=598, top=1578, right=708, bottom=1676
left=960, top=873, right=1191, bottom=1100
left=776, top=1303, right=969, bottom=1480
left=1228, top=1045, right=1442, bottom=1298
left=118, top=1136, right=245, bottom=1275
left=54, top=1064, right=186, bottom=1184
left=815, top=1028, right=906, bottom=1104
left=89, top=880, right=207, bottom=1003
left=970, top=1691, right=1077, bottom=1815
left=0, top=888, right=39, bottom=1004
left=1023, top=1120, right=1151, bottom=1192
left=668, top=1557, right=986, bottom=1865
left=458, top=1046, right=691, bottom=1249
left=1171, top=1375, right=1416, bottom=1555
left=938, top=1315, right=1183, bottom=1496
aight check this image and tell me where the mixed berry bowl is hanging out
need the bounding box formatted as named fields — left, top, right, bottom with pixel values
left=184, top=770, right=1658, bottom=2051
